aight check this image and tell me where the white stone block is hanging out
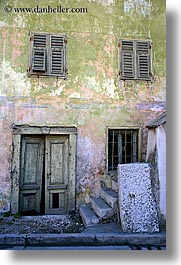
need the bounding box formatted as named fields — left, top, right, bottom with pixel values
left=118, top=163, right=159, bottom=233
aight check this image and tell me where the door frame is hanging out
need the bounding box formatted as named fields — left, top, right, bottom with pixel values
left=11, top=125, right=77, bottom=215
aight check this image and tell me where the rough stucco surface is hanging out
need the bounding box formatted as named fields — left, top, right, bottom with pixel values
left=118, top=163, right=159, bottom=233
left=156, top=125, right=166, bottom=219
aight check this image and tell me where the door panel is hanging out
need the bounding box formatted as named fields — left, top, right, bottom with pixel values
left=50, top=141, right=64, bottom=184
left=20, top=137, right=44, bottom=214
left=19, top=133, right=74, bottom=215
left=45, top=136, right=69, bottom=214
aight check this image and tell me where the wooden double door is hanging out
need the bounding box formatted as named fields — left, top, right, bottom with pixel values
left=20, top=135, right=71, bottom=215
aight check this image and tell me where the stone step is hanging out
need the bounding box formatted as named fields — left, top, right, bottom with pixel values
left=79, top=204, right=99, bottom=227
left=101, top=188, right=118, bottom=208
left=111, top=178, right=118, bottom=192
left=90, top=196, right=114, bottom=219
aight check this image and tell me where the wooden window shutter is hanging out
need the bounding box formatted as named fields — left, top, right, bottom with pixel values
left=28, top=32, right=68, bottom=78
left=120, top=40, right=135, bottom=79
left=119, top=39, right=153, bottom=81
left=136, top=41, right=151, bottom=80
left=31, top=33, right=47, bottom=73
left=49, top=35, right=67, bottom=77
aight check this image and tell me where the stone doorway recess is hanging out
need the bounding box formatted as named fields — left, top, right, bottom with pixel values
left=11, top=125, right=77, bottom=215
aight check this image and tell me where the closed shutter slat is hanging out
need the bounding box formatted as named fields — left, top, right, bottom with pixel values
left=137, top=41, right=150, bottom=79
left=50, top=50, right=64, bottom=74
left=50, top=35, right=65, bottom=75
left=32, top=34, right=47, bottom=72
left=32, top=48, right=46, bottom=72
left=122, top=52, right=134, bottom=78
left=122, top=40, right=134, bottom=51
left=51, top=36, right=64, bottom=48
left=33, top=34, right=47, bottom=47
left=121, top=40, right=135, bottom=79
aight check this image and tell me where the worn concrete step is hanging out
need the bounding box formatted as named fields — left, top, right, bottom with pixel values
left=111, top=178, right=118, bottom=192
left=90, top=197, right=114, bottom=219
left=79, top=204, right=99, bottom=227
left=101, top=188, right=118, bottom=208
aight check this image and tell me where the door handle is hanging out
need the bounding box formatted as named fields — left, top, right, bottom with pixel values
left=47, top=173, right=51, bottom=178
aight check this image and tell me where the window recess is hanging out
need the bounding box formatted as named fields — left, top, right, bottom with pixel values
left=28, top=32, right=68, bottom=79
left=107, top=128, right=140, bottom=171
left=119, top=39, right=153, bottom=82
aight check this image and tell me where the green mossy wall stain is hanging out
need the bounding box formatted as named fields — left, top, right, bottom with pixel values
left=0, top=0, right=166, bottom=100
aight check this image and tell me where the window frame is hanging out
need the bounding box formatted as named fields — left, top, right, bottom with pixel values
left=28, top=31, right=68, bottom=79
left=106, top=127, right=141, bottom=172
left=118, top=39, right=154, bottom=82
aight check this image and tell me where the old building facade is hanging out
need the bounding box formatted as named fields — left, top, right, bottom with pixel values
left=0, top=0, right=166, bottom=220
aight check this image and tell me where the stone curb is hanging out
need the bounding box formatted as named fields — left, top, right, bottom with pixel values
left=94, top=233, right=166, bottom=246
left=0, top=233, right=166, bottom=247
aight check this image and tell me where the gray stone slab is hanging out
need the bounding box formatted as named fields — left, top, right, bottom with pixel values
left=112, top=179, right=118, bottom=192
left=118, top=163, right=159, bottom=233
left=1, top=234, right=26, bottom=246
left=83, top=222, right=121, bottom=234
left=91, top=197, right=113, bottom=219
left=26, top=233, right=95, bottom=246
left=79, top=204, right=99, bottom=227
left=95, top=233, right=166, bottom=246
left=101, top=188, right=118, bottom=208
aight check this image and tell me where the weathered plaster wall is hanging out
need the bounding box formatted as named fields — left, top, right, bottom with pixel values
left=0, top=0, right=166, bottom=211
left=146, top=123, right=166, bottom=229
left=157, top=124, right=166, bottom=221
left=146, top=127, right=159, bottom=217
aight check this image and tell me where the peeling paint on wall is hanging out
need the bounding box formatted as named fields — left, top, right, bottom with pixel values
left=0, top=61, right=31, bottom=96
